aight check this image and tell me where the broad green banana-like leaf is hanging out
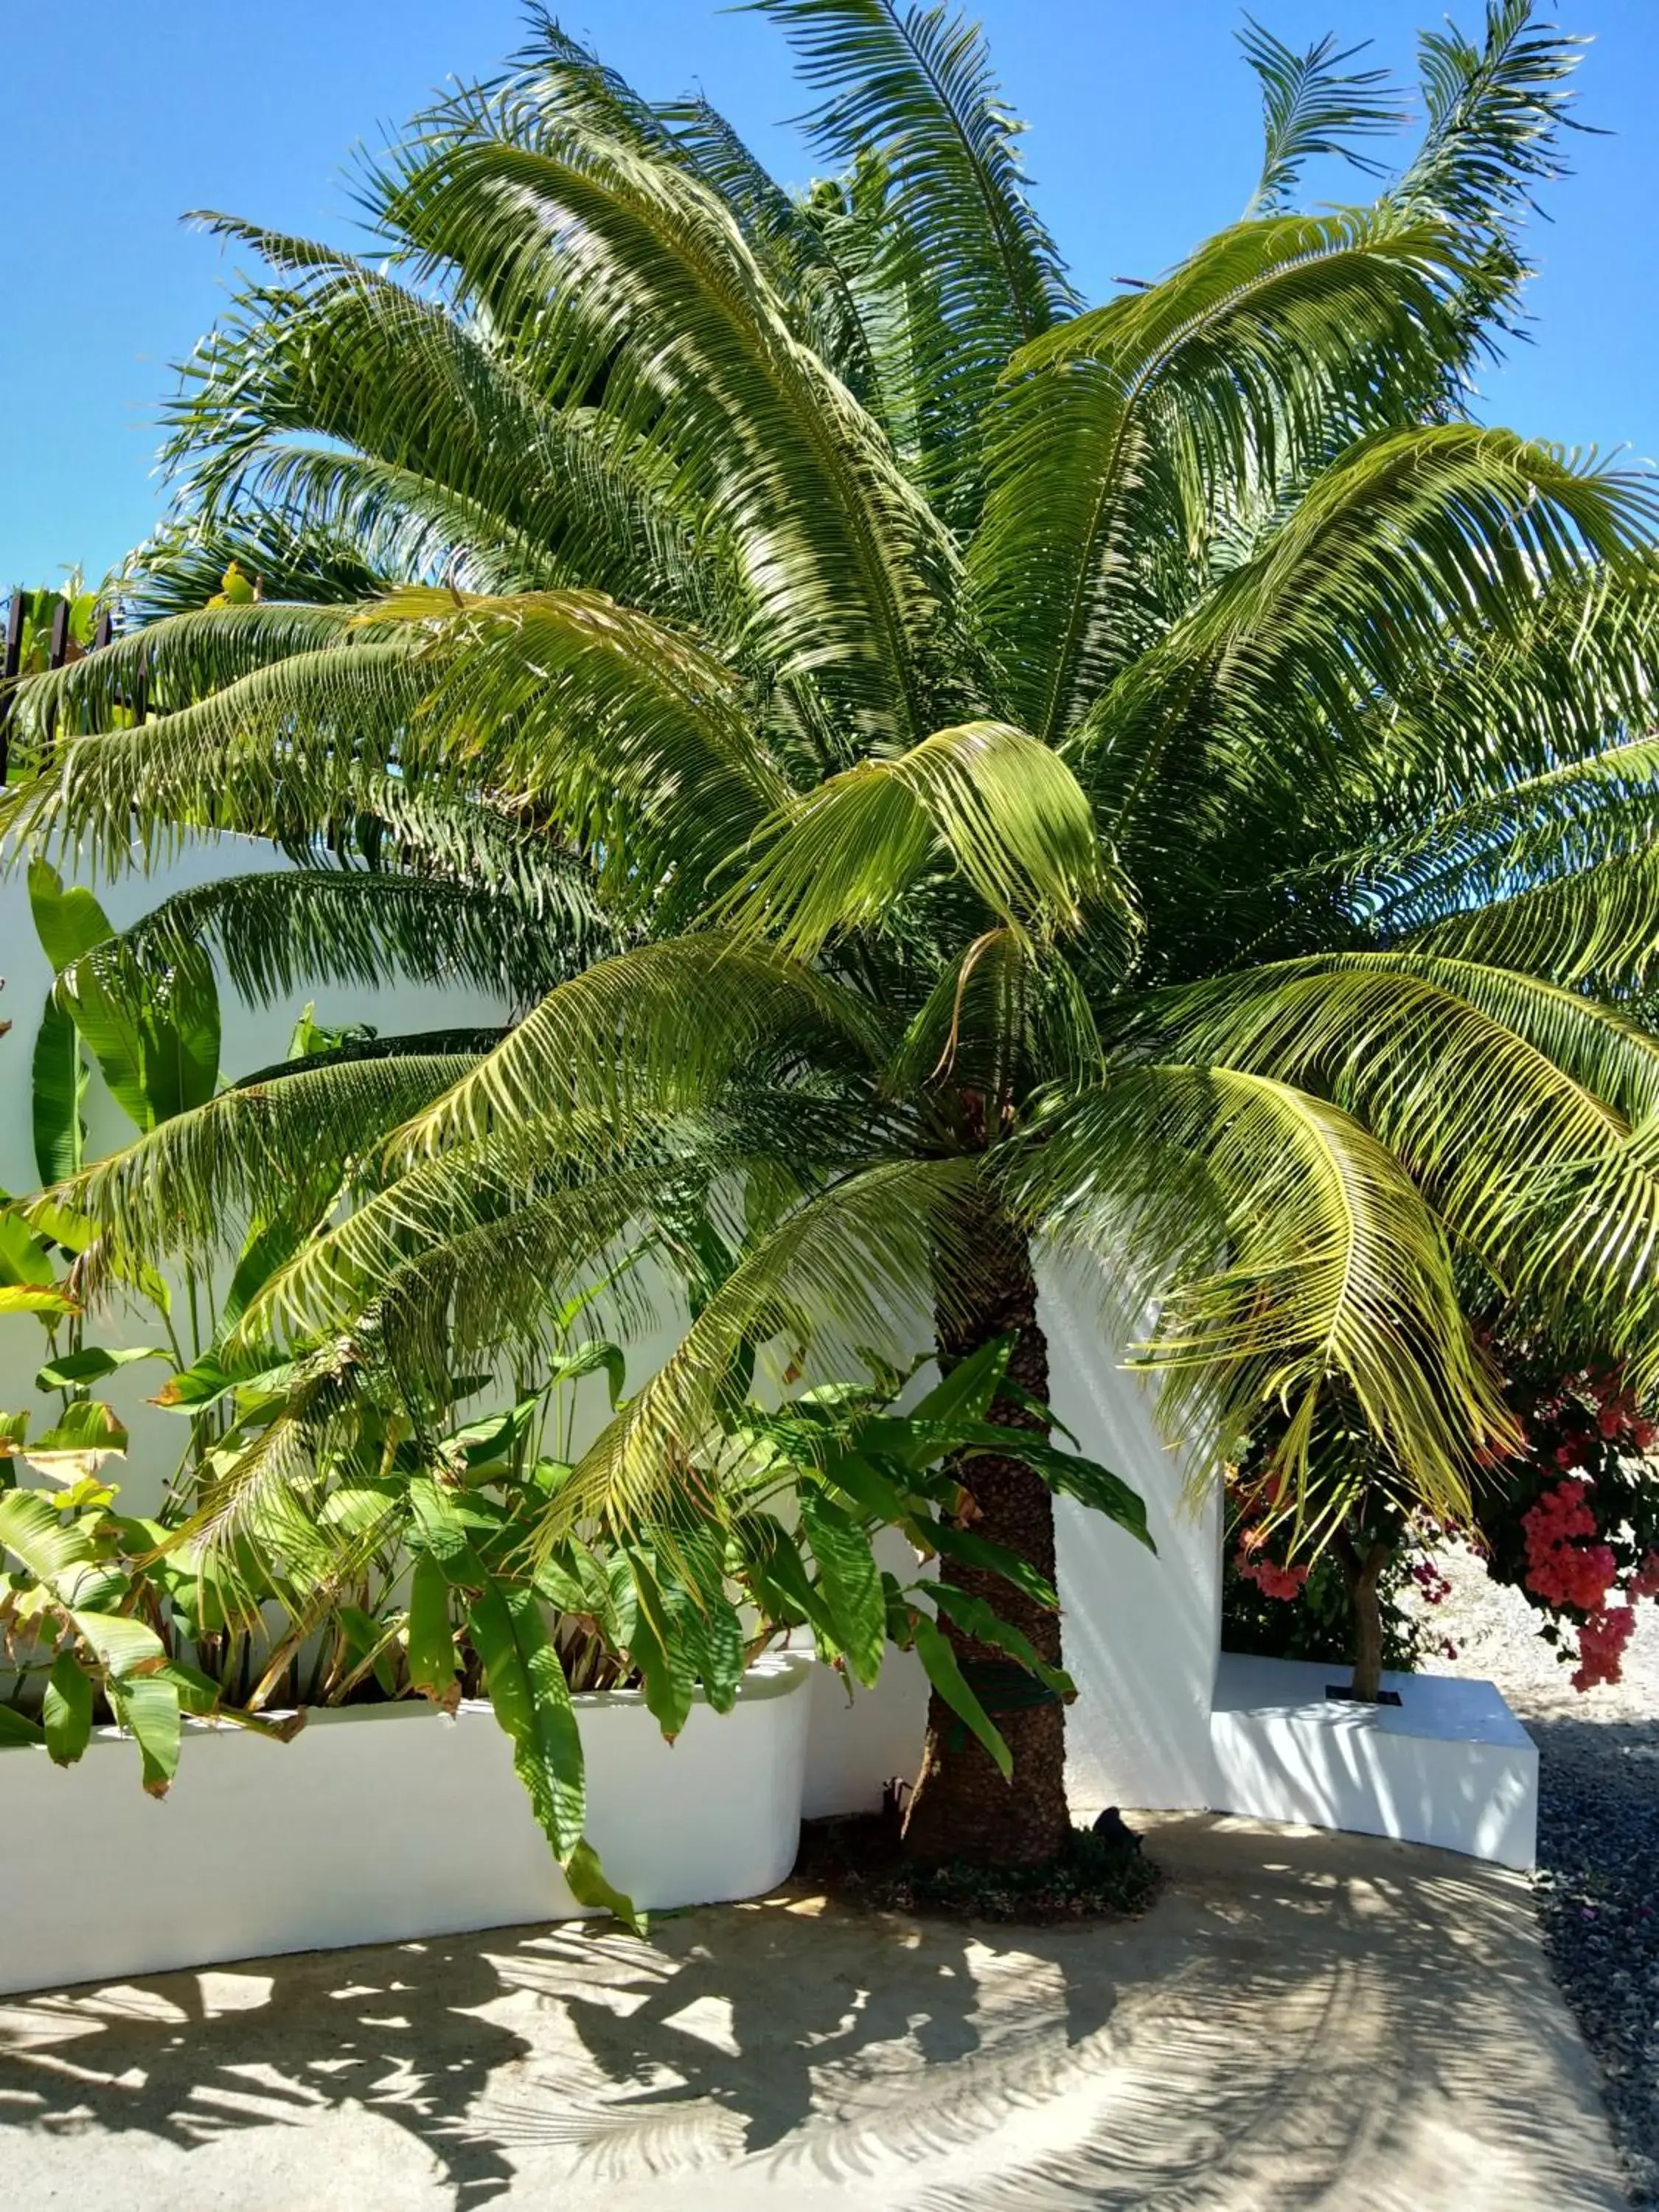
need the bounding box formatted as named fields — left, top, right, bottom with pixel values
left=27, top=856, right=115, bottom=973
left=0, top=1284, right=77, bottom=1317
left=911, top=1611, right=1011, bottom=1781
left=928, top=1584, right=1074, bottom=1703
left=620, top=1551, right=698, bottom=1742
left=0, top=1197, right=56, bottom=1288
left=0, top=1488, right=114, bottom=1599
left=467, top=1581, right=602, bottom=1869
left=69, top=1608, right=165, bottom=1679
left=407, top=1478, right=639, bottom=1927
left=44, top=1652, right=95, bottom=1767
left=24, top=1400, right=130, bottom=1486
left=799, top=1487, right=885, bottom=1687
left=0, top=1706, right=45, bottom=1747
left=109, top=1674, right=182, bottom=1798
left=30, top=999, right=88, bottom=1185
left=35, top=1346, right=168, bottom=1391
left=953, top=1425, right=1155, bottom=1552
left=56, top=939, right=221, bottom=1134
left=405, top=1554, right=459, bottom=1702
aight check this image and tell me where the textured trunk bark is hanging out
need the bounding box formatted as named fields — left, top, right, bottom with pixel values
left=1340, top=1537, right=1389, bottom=1704
left=901, top=1209, right=1071, bottom=1868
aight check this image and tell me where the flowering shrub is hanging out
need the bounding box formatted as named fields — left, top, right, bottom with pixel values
left=1221, top=1460, right=1422, bottom=1680
left=1223, top=1338, right=1659, bottom=1694
left=1475, top=1347, right=1659, bottom=1693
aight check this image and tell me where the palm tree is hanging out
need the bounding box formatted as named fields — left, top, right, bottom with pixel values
left=11, top=0, right=1659, bottom=1866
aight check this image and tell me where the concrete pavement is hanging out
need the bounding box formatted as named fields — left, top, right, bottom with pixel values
left=0, top=1813, right=1625, bottom=2209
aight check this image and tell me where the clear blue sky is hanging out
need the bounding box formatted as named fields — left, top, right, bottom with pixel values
left=4, top=0, right=1656, bottom=588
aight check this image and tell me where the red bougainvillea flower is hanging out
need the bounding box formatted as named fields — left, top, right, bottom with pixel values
left=1236, top=1551, right=1310, bottom=1601
left=1523, top=1481, right=1619, bottom=1615
left=1573, top=1606, right=1635, bottom=1692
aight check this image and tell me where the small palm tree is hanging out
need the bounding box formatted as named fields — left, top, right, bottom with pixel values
left=13, top=1, right=1659, bottom=1865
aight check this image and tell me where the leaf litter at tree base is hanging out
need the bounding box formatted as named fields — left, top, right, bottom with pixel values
left=790, top=1814, right=1164, bottom=1925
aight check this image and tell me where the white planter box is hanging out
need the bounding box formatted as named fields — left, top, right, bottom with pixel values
left=0, top=1650, right=813, bottom=1997
left=1208, top=1652, right=1539, bottom=1871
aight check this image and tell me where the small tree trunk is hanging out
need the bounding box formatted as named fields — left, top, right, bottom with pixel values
left=902, top=1208, right=1071, bottom=1868
left=1338, top=1535, right=1390, bottom=1704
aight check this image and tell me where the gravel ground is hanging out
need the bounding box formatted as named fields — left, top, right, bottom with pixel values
left=1405, top=1551, right=1659, bottom=2203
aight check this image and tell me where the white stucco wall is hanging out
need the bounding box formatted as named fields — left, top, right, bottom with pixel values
left=1042, top=1245, right=1223, bottom=1812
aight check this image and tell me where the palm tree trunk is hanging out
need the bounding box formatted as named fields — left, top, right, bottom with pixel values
left=901, top=1208, right=1071, bottom=1868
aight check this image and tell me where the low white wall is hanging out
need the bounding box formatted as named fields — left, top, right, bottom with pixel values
left=1209, top=1653, right=1539, bottom=1870
left=0, top=1652, right=813, bottom=1997
left=1042, top=1247, right=1222, bottom=1813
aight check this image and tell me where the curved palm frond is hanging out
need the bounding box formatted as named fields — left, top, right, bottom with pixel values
left=1012, top=1063, right=1514, bottom=1531
left=1155, top=958, right=1659, bottom=1341
left=377, top=109, right=962, bottom=747
left=551, top=1152, right=987, bottom=1535
left=165, top=220, right=723, bottom=627
left=658, top=94, right=883, bottom=403
left=1086, top=427, right=1659, bottom=880
left=392, top=935, right=883, bottom=1157
left=970, top=210, right=1472, bottom=740
left=114, top=861, right=612, bottom=1009
left=712, top=719, right=1128, bottom=956
left=1240, top=18, right=1407, bottom=217
left=47, top=1047, right=487, bottom=1273
left=757, top=0, right=1077, bottom=524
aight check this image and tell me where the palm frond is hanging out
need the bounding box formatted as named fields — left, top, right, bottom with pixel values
left=4, top=633, right=431, bottom=869
left=551, top=1154, right=987, bottom=1534
left=658, top=95, right=882, bottom=403
left=114, top=861, right=612, bottom=1009
left=116, top=513, right=395, bottom=622
left=1363, top=723, right=1659, bottom=942
left=883, top=927, right=1105, bottom=1102
left=1405, top=856, right=1659, bottom=1002
left=1012, top=1064, right=1512, bottom=1532
left=237, top=1088, right=869, bottom=1377
left=361, top=586, right=787, bottom=883
left=712, top=719, right=1127, bottom=956
left=7, top=585, right=780, bottom=888
left=162, top=220, right=723, bottom=626
left=392, top=936, right=883, bottom=1158
left=1398, top=0, right=1586, bottom=239
left=970, top=211, right=1472, bottom=740
left=378, top=110, right=961, bottom=745
left=1391, top=0, right=1589, bottom=370
left=51, top=1048, right=484, bottom=1274
left=1239, top=18, right=1407, bottom=216
left=1087, top=428, right=1659, bottom=874
left=1154, top=957, right=1659, bottom=1339
left=756, top=0, right=1077, bottom=524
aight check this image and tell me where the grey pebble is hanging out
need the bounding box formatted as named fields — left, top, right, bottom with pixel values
left=1402, top=1546, right=1659, bottom=2205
